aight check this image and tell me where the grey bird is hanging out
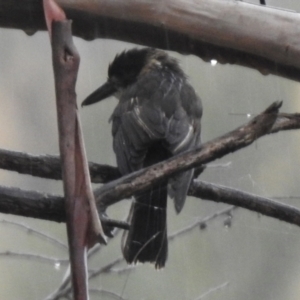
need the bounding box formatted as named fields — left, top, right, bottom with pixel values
left=82, top=48, right=202, bottom=268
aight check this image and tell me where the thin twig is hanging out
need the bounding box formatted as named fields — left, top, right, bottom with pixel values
left=0, top=251, right=68, bottom=265
left=44, top=205, right=241, bottom=298
left=102, top=207, right=236, bottom=275
left=89, top=288, right=126, bottom=300
left=47, top=256, right=125, bottom=299
left=169, top=207, right=237, bottom=241
left=194, top=282, right=229, bottom=300
left=89, top=256, right=125, bottom=280
left=0, top=219, right=67, bottom=250
left=44, top=266, right=72, bottom=300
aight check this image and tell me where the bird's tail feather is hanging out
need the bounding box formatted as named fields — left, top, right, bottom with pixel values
left=168, top=169, right=194, bottom=213
left=122, top=183, right=168, bottom=269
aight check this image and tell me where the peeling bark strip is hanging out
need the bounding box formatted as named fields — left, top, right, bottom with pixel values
left=51, top=20, right=90, bottom=300
left=1, top=0, right=300, bottom=81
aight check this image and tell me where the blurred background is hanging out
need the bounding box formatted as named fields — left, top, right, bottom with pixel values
left=1, top=0, right=300, bottom=299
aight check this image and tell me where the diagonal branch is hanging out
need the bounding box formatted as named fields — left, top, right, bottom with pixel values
left=94, top=101, right=282, bottom=209
left=1, top=102, right=300, bottom=229
left=0, top=110, right=298, bottom=183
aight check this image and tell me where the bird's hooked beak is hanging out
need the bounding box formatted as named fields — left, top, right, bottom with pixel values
left=81, top=81, right=117, bottom=107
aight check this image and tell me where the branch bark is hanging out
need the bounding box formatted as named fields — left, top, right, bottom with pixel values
left=2, top=101, right=300, bottom=229
left=1, top=0, right=300, bottom=81
left=0, top=111, right=299, bottom=183
left=0, top=148, right=120, bottom=183
left=0, top=184, right=129, bottom=229
left=190, top=181, right=300, bottom=226
left=1, top=178, right=300, bottom=229
left=52, top=19, right=92, bottom=300
left=94, top=101, right=281, bottom=209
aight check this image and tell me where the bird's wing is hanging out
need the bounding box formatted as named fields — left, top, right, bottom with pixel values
left=111, top=71, right=202, bottom=212
left=165, top=83, right=202, bottom=212
left=110, top=71, right=170, bottom=174
left=166, top=82, right=202, bottom=154
left=111, top=94, right=168, bottom=174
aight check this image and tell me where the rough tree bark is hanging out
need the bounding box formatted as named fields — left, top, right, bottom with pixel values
left=1, top=102, right=300, bottom=229
left=0, top=0, right=300, bottom=81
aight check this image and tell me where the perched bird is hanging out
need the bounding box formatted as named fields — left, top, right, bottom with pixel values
left=82, top=48, right=202, bottom=268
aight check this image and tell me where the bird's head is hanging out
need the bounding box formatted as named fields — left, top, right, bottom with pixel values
left=81, top=48, right=156, bottom=107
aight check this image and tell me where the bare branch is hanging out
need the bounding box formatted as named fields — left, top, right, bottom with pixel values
left=50, top=14, right=109, bottom=298
left=190, top=180, right=300, bottom=227
left=89, top=256, right=124, bottom=279
left=0, top=219, right=68, bottom=250
left=95, top=101, right=282, bottom=209
left=3, top=178, right=298, bottom=229
left=47, top=256, right=125, bottom=300
left=85, top=207, right=238, bottom=278
left=0, top=111, right=298, bottom=183
left=1, top=103, right=300, bottom=229
left=0, top=185, right=65, bottom=222
left=270, top=112, right=300, bottom=133
left=44, top=266, right=72, bottom=300
left=0, top=251, right=68, bottom=265
left=194, top=282, right=229, bottom=300
left=168, top=206, right=237, bottom=241
left=1, top=1, right=300, bottom=81
left=0, top=185, right=129, bottom=230
left=89, top=288, right=125, bottom=300
left=46, top=204, right=234, bottom=299
left=0, top=149, right=120, bottom=183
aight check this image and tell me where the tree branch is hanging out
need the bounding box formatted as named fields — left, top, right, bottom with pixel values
left=0, top=148, right=120, bottom=183
left=51, top=18, right=93, bottom=300
left=1, top=102, right=300, bottom=229
left=189, top=181, right=300, bottom=226
left=0, top=218, right=68, bottom=250
left=168, top=206, right=237, bottom=240
left=1, top=0, right=300, bottom=81
left=94, top=101, right=282, bottom=209
left=0, top=111, right=298, bottom=183
left=0, top=185, right=129, bottom=229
